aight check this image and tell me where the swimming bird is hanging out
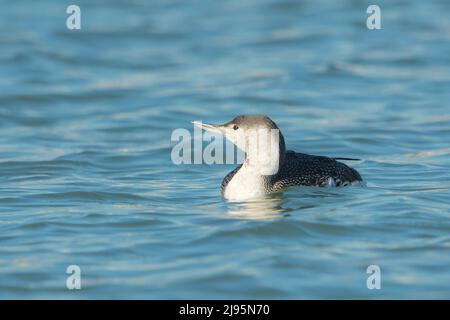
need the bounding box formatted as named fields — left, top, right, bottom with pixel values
left=193, top=115, right=362, bottom=200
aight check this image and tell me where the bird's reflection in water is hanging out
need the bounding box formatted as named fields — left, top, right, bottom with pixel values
left=224, top=187, right=354, bottom=221
left=225, top=193, right=292, bottom=220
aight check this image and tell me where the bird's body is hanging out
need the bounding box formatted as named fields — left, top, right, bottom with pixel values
left=222, top=151, right=362, bottom=199
left=193, top=115, right=363, bottom=201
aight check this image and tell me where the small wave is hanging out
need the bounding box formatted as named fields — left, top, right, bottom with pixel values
left=29, top=191, right=147, bottom=202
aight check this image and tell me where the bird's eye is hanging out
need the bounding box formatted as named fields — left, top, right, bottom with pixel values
left=233, top=125, right=239, bottom=130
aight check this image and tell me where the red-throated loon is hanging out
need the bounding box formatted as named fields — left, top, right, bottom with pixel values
left=193, top=115, right=363, bottom=200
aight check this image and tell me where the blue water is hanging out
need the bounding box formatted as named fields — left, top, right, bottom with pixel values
left=1, top=0, right=450, bottom=299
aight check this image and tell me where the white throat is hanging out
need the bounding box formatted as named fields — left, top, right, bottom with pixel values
left=240, top=128, right=281, bottom=176
left=223, top=130, right=282, bottom=201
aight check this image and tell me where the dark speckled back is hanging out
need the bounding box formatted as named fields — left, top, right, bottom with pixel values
left=269, top=151, right=362, bottom=191
left=221, top=150, right=362, bottom=194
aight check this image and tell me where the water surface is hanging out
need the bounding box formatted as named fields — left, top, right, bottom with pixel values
left=1, top=0, right=450, bottom=299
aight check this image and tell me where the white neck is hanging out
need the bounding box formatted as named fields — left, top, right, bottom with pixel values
left=222, top=128, right=284, bottom=201
left=223, top=150, right=281, bottom=201
left=222, top=162, right=268, bottom=200
left=244, top=128, right=282, bottom=176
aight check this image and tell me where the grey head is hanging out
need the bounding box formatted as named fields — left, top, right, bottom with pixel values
left=193, top=115, right=287, bottom=170
left=225, top=115, right=280, bottom=130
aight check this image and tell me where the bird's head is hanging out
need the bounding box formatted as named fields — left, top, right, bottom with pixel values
left=192, top=115, right=286, bottom=174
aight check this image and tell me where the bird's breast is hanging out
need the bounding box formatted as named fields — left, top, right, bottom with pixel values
left=222, top=165, right=269, bottom=201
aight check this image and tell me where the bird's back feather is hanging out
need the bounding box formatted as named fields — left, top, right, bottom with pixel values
left=270, top=151, right=362, bottom=191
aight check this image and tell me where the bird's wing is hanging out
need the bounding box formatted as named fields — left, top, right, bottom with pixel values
left=221, top=164, right=243, bottom=193
left=271, top=151, right=362, bottom=189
